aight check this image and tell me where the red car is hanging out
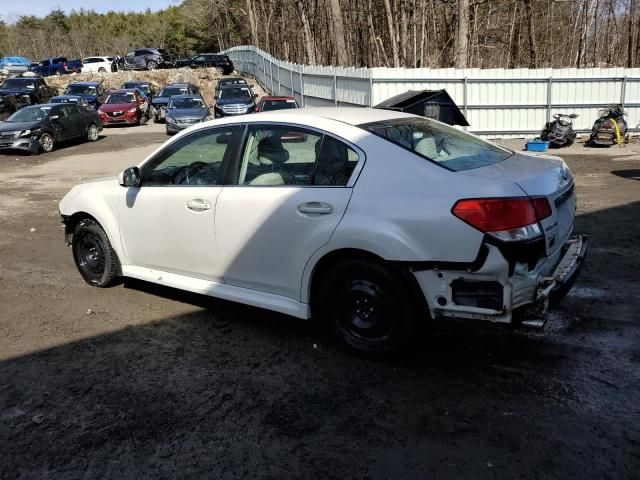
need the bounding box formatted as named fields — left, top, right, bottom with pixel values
left=97, top=89, right=148, bottom=126
left=256, top=96, right=305, bottom=142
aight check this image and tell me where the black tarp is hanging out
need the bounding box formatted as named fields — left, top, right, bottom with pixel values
left=374, top=89, right=469, bottom=126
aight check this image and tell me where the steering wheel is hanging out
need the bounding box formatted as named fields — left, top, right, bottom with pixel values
left=172, top=161, right=209, bottom=185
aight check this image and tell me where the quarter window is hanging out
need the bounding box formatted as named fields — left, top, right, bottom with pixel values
left=237, top=125, right=359, bottom=186
left=142, top=127, right=237, bottom=186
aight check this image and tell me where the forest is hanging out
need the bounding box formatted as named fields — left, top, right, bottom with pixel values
left=0, top=0, right=639, bottom=69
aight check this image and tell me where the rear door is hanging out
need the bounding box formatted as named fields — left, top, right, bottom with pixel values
left=65, top=104, right=86, bottom=138
left=214, top=123, right=361, bottom=300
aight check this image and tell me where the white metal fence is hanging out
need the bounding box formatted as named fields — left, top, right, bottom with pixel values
left=223, top=45, right=640, bottom=138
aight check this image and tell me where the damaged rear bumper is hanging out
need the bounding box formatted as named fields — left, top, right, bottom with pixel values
left=412, top=235, right=588, bottom=328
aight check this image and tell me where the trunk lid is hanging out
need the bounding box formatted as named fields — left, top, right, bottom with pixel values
left=459, top=152, right=576, bottom=255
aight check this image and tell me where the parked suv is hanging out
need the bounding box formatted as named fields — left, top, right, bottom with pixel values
left=214, top=84, right=256, bottom=118
left=118, top=49, right=175, bottom=71
left=63, top=82, right=107, bottom=109
left=176, top=53, right=233, bottom=74
left=0, top=76, right=57, bottom=105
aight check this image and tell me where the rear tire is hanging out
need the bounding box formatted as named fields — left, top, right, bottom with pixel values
left=314, top=258, right=420, bottom=357
left=147, top=60, right=158, bottom=70
left=98, top=67, right=107, bottom=73
left=72, top=218, right=119, bottom=287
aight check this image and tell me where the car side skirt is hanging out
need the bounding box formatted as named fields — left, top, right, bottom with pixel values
left=121, top=265, right=311, bottom=320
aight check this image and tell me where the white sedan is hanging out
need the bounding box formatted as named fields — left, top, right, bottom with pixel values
left=59, top=108, right=587, bottom=355
left=80, top=56, right=114, bottom=73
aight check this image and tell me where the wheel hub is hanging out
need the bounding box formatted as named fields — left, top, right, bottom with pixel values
left=336, top=279, right=394, bottom=341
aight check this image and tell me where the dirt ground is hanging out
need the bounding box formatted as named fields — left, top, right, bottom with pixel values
left=0, top=120, right=639, bottom=479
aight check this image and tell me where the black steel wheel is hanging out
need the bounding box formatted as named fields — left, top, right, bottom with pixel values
left=315, top=258, right=420, bottom=356
left=72, top=218, right=119, bottom=287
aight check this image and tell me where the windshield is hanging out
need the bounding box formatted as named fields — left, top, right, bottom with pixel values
left=160, top=87, right=187, bottom=98
left=123, top=83, right=150, bottom=94
left=361, top=117, right=512, bottom=172
left=65, top=85, right=96, bottom=96
left=219, top=88, right=251, bottom=100
left=105, top=93, right=135, bottom=104
left=7, top=105, right=52, bottom=122
left=169, top=98, right=206, bottom=109
left=261, top=99, right=298, bottom=111
left=1, top=79, right=35, bottom=90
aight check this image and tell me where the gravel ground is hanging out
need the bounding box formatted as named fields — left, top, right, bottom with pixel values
left=0, top=121, right=639, bottom=479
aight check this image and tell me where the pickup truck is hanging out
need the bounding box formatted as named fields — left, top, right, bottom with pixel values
left=0, top=76, right=57, bottom=106
left=32, top=57, right=83, bottom=77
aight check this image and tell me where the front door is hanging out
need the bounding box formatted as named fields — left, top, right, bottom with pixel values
left=215, top=124, right=361, bottom=300
left=49, top=105, right=76, bottom=141
left=118, top=125, right=240, bottom=281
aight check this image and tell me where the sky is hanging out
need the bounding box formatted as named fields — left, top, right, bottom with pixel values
left=3, top=0, right=179, bottom=21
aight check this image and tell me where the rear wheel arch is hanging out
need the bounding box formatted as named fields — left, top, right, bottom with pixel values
left=308, top=248, right=426, bottom=312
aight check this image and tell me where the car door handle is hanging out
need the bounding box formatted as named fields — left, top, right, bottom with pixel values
left=186, top=199, right=211, bottom=212
left=297, top=202, right=333, bottom=215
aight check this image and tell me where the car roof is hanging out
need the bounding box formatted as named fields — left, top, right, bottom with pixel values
left=69, top=81, right=100, bottom=86
left=219, top=83, right=250, bottom=89
left=260, top=96, right=295, bottom=101
left=170, top=94, right=203, bottom=99
left=50, top=95, right=83, bottom=99
left=218, top=77, right=245, bottom=82
left=123, top=81, right=149, bottom=85
left=163, top=83, right=191, bottom=88
left=273, top=107, right=413, bottom=125
left=107, top=89, right=137, bottom=94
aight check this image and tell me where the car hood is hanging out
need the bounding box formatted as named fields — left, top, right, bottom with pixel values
left=0, top=120, right=42, bottom=132
left=216, top=98, right=252, bottom=106
left=167, top=108, right=209, bottom=119
left=99, top=103, right=135, bottom=112
left=456, top=151, right=569, bottom=196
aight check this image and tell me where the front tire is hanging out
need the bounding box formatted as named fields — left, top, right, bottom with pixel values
left=147, top=60, right=158, bottom=70
left=314, top=258, right=419, bottom=356
left=72, top=218, right=119, bottom=287
left=86, top=123, right=99, bottom=142
left=38, top=133, right=55, bottom=153
left=98, top=67, right=107, bottom=73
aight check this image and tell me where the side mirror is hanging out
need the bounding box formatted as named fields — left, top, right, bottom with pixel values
left=50, top=115, right=59, bottom=120
left=118, top=166, right=141, bottom=187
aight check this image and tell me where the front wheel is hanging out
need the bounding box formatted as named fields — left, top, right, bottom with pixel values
left=147, top=60, right=158, bottom=70
left=86, top=123, right=99, bottom=142
left=72, top=218, right=119, bottom=287
left=314, top=258, right=420, bottom=356
left=38, top=132, right=55, bottom=153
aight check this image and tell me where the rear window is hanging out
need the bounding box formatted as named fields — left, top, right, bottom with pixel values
left=360, top=117, right=512, bottom=172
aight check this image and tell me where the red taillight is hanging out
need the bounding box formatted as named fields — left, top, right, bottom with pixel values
left=452, top=197, right=552, bottom=233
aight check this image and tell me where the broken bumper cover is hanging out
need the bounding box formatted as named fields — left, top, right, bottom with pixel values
left=0, top=136, right=40, bottom=153
left=412, top=235, right=588, bottom=327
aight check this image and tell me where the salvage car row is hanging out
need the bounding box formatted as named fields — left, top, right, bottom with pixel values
left=0, top=71, right=293, bottom=153
left=0, top=50, right=234, bottom=76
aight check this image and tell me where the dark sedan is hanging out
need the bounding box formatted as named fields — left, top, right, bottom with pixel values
left=165, top=95, right=212, bottom=135
left=0, top=103, right=102, bottom=154
left=152, top=83, right=201, bottom=123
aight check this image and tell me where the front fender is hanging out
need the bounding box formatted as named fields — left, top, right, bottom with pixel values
left=59, top=179, right=124, bottom=262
